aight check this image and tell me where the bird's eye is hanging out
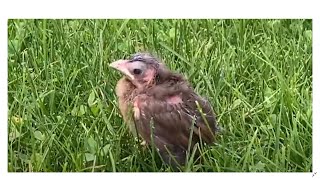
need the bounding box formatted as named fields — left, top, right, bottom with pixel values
left=133, top=68, right=142, bottom=75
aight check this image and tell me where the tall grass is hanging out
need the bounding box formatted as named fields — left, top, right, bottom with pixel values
left=8, top=19, right=312, bottom=172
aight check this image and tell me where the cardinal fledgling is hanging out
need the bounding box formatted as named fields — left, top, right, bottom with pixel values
left=110, top=53, right=218, bottom=167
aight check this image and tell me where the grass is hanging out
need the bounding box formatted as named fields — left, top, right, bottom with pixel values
left=7, top=19, right=312, bottom=172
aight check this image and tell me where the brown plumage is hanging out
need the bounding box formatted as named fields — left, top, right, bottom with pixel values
left=110, top=53, right=218, bottom=167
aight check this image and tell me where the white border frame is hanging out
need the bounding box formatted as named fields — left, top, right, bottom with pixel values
left=1, top=0, right=318, bottom=178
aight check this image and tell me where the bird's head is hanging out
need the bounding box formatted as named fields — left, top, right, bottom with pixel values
left=109, top=53, right=162, bottom=89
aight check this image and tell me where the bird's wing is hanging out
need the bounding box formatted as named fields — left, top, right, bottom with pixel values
left=132, top=87, right=217, bottom=165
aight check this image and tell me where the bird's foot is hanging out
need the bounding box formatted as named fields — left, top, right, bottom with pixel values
left=140, top=140, right=148, bottom=150
left=140, top=140, right=147, bottom=146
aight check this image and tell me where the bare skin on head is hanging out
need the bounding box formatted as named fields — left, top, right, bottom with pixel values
left=110, top=53, right=218, bottom=168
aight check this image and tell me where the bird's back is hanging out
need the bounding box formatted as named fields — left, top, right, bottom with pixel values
left=132, top=76, right=218, bottom=167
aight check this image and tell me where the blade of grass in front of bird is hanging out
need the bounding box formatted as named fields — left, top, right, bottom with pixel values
left=195, top=100, right=215, bottom=139
left=163, top=145, right=181, bottom=170
left=185, top=114, right=196, bottom=167
left=149, top=117, right=158, bottom=171
left=185, top=143, right=200, bottom=172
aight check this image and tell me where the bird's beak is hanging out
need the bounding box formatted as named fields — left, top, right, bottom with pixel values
left=109, top=59, right=134, bottom=80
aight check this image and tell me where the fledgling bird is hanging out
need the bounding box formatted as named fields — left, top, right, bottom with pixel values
left=110, top=53, right=218, bottom=167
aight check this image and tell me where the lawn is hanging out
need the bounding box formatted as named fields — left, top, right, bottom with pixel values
left=7, top=19, right=312, bottom=172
